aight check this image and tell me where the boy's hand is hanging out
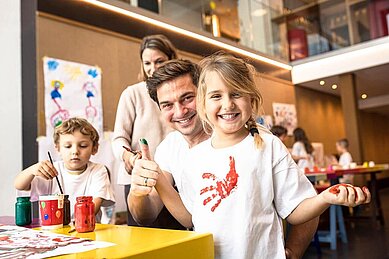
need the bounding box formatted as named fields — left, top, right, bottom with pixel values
left=320, top=184, right=371, bottom=206
left=33, top=160, right=58, bottom=180
left=130, top=139, right=160, bottom=197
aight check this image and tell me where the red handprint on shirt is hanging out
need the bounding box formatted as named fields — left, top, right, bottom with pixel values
left=200, top=156, right=239, bottom=212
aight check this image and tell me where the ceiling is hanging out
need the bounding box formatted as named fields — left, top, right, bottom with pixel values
left=298, top=62, right=389, bottom=117
left=291, top=37, right=389, bottom=117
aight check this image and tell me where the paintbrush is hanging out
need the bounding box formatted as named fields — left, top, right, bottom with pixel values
left=48, top=151, right=64, bottom=194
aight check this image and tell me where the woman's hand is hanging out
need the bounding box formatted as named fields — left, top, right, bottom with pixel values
left=123, top=150, right=141, bottom=173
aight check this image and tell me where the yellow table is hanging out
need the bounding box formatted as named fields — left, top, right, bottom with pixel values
left=46, top=224, right=214, bottom=258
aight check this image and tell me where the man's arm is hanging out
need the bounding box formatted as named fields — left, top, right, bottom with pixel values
left=127, top=160, right=173, bottom=225
left=285, top=217, right=319, bottom=259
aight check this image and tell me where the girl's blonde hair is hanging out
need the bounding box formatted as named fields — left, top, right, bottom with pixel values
left=197, top=51, right=264, bottom=148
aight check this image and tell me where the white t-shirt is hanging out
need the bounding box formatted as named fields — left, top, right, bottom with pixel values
left=339, top=152, right=353, bottom=167
left=292, top=141, right=314, bottom=170
left=339, top=151, right=354, bottom=184
left=154, top=131, right=190, bottom=190
left=180, top=133, right=317, bottom=259
left=30, top=161, right=115, bottom=221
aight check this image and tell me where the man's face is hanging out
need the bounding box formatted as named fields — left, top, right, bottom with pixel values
left=157, top=74, right=203, bottom=137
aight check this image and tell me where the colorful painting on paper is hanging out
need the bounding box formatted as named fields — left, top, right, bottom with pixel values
left=272, top=103, right=297, bottom=136
left=43, top=57, right=103, bottom=137
left=0, top=225, right=114, bottom=258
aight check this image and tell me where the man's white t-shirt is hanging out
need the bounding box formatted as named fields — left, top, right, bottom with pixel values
left=30, top=161, right=115, bottom=221
left=154, top=131, right=191, bottom=191
left=180, top=133, right=317, bottom=259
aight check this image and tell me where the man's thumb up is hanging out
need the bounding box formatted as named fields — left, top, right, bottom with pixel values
left=139, top=138, right=152, bottom=161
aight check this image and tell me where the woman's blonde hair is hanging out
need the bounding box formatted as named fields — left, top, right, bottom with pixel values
left=197, top=51, right=264, bottom=148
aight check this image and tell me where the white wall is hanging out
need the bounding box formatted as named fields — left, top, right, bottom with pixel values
left=0, top=1, right=22, bottom=216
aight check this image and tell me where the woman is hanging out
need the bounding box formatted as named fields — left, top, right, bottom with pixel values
left=112, top=34, right=183, bottom=228
left=291, top=127, right=315, bottom=171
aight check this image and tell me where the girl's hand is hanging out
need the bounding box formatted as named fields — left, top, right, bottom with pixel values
left=33, top=160, right=58, bottom=180
left=320, top=184, right=371, bottom=206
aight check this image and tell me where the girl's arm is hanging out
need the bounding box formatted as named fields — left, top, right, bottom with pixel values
left=287, top=184, right=371, bottom=225
left=14, top=160, right=58, bottom=190
left=154, top=171, right=193, bottom=228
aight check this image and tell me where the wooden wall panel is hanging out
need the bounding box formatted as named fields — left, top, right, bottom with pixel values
left=37, top=14, right=201, bottom=136
left=360, top=111, right=389, bottom=180
left=294, top=86, right=345, bottom=156
left=36, top=13, right=293, bottom=138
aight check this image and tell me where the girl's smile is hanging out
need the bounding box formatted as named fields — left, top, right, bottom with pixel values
left=204, top=71, right=252, bottom=148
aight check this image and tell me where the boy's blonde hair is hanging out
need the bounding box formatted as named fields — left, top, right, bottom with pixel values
left=197, top=51, right=264, bottom=148
left=53, top=117, right=99, bottom=148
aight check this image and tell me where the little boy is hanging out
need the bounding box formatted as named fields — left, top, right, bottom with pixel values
left=336, top=138, right=354, bottom=184
left=14, top=117, right=115, bottom=222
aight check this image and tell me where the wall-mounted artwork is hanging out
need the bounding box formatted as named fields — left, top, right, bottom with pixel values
left=272, top=102, right=297, bottom=135
left=43, top=57, right=103, bottom=137
left=256, top=115, right=273, bottom=130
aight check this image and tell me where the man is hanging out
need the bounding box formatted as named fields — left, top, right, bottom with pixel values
left=129, top=59, right=319, bottom=258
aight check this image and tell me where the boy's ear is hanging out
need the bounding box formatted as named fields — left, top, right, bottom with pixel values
left=92, top=144, right=99, bottom=155
left=55, top=144, right=60, bottom=152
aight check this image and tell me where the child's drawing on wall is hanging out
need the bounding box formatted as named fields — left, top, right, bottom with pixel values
left=43, top=57, right=103, bottom=137
left=272, top=102, right=297, bottom=136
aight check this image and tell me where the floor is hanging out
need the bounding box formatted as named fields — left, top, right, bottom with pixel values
left=303, top=188, right=389, bottom=259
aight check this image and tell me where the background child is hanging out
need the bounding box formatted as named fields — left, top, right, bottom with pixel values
left=151, top=52, right=371, bottom=259
left=292, top=127, right=315, bottom=171
left=336, top=138, right=354, bottom=184
left=270, top=125, right=288, bottom=143
left=14, top=117, right=115, bottom=222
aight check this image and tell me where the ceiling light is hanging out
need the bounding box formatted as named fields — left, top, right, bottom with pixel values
left=331, top=84, right=338, bottom=89
left=319, top=80, right=325, bottom=85
left=81, top=0, right=291, bottom=70
left=361, top=93, right=368, bottom=99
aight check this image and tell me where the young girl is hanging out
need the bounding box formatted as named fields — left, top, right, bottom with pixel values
left=292, top=127, right=315, bottom=171
left=151, top=52, right=370, bottom=259
left=14, top=117, right=115, bottom=222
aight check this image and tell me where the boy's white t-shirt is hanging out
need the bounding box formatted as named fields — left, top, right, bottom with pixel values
left=339, top=152, right=353, bottom=167
left=30, top=161, right=115, bottom=220
left=180, top=133, right=317, bottom=259
left=339, top=151, right=354, bottom=183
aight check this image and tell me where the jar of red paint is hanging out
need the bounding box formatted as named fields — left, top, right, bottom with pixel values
left=74, top=196, right=95, bottom=233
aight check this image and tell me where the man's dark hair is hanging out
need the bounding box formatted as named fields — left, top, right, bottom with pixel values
left=146, top=59, right=200, bottom=105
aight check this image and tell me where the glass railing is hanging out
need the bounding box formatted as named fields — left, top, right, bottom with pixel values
left=120, top=0, right=389, bottom=62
